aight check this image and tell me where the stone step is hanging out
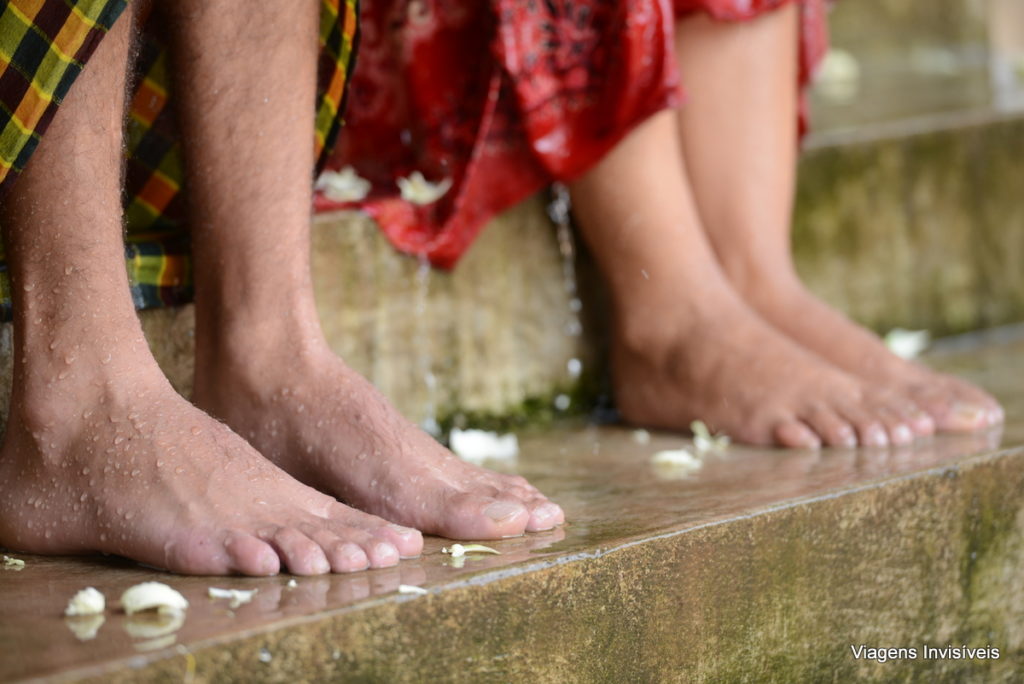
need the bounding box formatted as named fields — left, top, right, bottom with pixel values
left=2, top=333, right=1022, bottom=682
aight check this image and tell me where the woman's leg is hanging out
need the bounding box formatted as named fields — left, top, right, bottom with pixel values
left=672, top=5, right=1002, bottom=432
left=171, top=0, right=564, bottom=539
left=0, top=8, right=375, bottom=576
left=569, top=109, right=917, bottom=448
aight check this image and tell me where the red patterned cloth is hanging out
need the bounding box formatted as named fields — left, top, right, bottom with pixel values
left=321, top=0, right=828, bottom=268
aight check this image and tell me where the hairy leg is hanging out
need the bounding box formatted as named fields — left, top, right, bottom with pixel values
left=0, top=9, right=384, bottom=576
left=170, top=0, right=563, bottom=539
left=673, top=5, right=1001, bottom=432
left=570, top=110, right=920, bottom=448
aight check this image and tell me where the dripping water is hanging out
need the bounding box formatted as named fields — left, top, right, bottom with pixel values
left=414, top=254, right=440, bottom=436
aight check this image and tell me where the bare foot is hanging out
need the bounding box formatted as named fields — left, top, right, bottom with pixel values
left=611, top=276, right=926, bottom=449
left=193, top=343, right=564, bottom=540
left=0, top=353, right=419, bottom=576
left=735, top=273, right=1003, bottom=433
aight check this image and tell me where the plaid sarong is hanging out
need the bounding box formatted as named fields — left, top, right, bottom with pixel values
left=0, top=0, right=359, bottom=319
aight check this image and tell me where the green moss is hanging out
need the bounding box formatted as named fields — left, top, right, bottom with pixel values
left=436, top=366, right=605, bottom=436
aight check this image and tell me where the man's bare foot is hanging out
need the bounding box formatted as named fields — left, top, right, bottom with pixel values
left=0, top=352, right=419, bottom=576
left=732, top=271, right=1003, bottom=433
left=611, top=275, right=925, bottom=449
left=193, top=343, right=564, bottom=540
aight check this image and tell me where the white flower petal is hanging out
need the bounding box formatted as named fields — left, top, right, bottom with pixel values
left=449, top=429, right=519, bottom=463
left=690, top=420, right=730, bottom=452
left=65, top=587, right=105, bottom=616
left=884, top=328, right=931, bottom=360
left=208, top=587, right=257, bottom=609
left=315, top=166, right=371, bottom=203
left=3, top=555, right=25, bottom=570
left=121, top=582, right=189, bottom=615
left=397, top=171, right=453, bottom=205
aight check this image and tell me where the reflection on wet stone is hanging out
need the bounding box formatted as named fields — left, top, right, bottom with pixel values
left=1, top=336, right=1023, bottom=680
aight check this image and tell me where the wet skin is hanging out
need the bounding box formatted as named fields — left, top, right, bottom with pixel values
left=568, top=6, right=1000, bottom=448
left=0, top=0, right=562, bottom=576
left=671, top=7, right=1002, bottom=436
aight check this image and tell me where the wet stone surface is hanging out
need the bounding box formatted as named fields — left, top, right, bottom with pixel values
left=2, top=333, right=1023, bottom=681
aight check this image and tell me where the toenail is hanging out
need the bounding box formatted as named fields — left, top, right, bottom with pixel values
left=388, top=524, right=418, bottom=540
left=988, top=407, right=1005, bottom=425
left=375, top=543, right=398, bottom=560
left=534, top=503, right=561, bottom=522
left=953, top=404, right=986, bottom=425
left=312, top=556, right=331, bottom=574
left=865, top=426, right=888, bottom=447
left=912, top=410, right=935, bottom=431
left=484, top=501, right=524, bottom=522
left=837, top=427, right=857, bottom=448
left=343, top=545, right=367, bottom=563
left=893, top=425, right=913, bottom=444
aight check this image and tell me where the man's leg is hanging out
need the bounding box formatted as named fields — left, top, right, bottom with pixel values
left=569, top=109, right=920, bottom=448
left=673, top=5, right=1001, bottom=431
left=0, top=9, right=403, bottom=576
left=166, top=0, right=563, bottom=539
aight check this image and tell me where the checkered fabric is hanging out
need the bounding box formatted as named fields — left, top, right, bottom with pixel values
left=0, top=0, right=360, bottom=319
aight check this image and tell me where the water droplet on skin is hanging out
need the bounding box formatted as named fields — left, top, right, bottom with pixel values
left=23, top=283, right=35, bottom=292
left=114, top=435, right=125, bottom=445
left=191, top=427, right=201, bottom=435
left=101, top=354, right=111, bottom=364
left=44, top=530, right=52, bottom=539
left=64, top=266, right=73, bottom=275
left=175, top=466, right=186, bottom=475
left=130, top=469, right=141, bottom=477
left=81, top=467, right=90, bottom=475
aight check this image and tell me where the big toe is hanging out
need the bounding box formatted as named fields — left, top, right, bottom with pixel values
left=908, top=374, right=1002, bottom=432
left=435, top=495, right=530, bottom=540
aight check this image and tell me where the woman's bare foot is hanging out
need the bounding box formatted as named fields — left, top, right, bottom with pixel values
left=610, top=273, right=925, bottom=448
left=570, top=110, right=923, bottom=448
left=734, top=275, right=1003, bottom=433
left=193, top=342, right=564, bottom=541
left=665, top=6, right=1002, bottom=435
left=0, top=351, right=419, bottom=576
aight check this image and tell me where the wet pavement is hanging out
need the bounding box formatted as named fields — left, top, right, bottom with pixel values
left=2, top=330, right=1023, bottom=681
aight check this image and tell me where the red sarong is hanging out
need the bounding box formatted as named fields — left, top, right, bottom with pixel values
left=321, top=0, right=828, bottom=269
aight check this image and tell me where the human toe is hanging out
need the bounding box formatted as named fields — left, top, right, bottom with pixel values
left=525, top=500, right=564, bottom=532
left=436, top=494, right=530, bottom=540
left=772, top=420, right=822, bottom=449
left=267, top=527, right=331, bottom=576
left=225, top=531, right=280, bottom=576
left=800, top=405, right=857, bottom=448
